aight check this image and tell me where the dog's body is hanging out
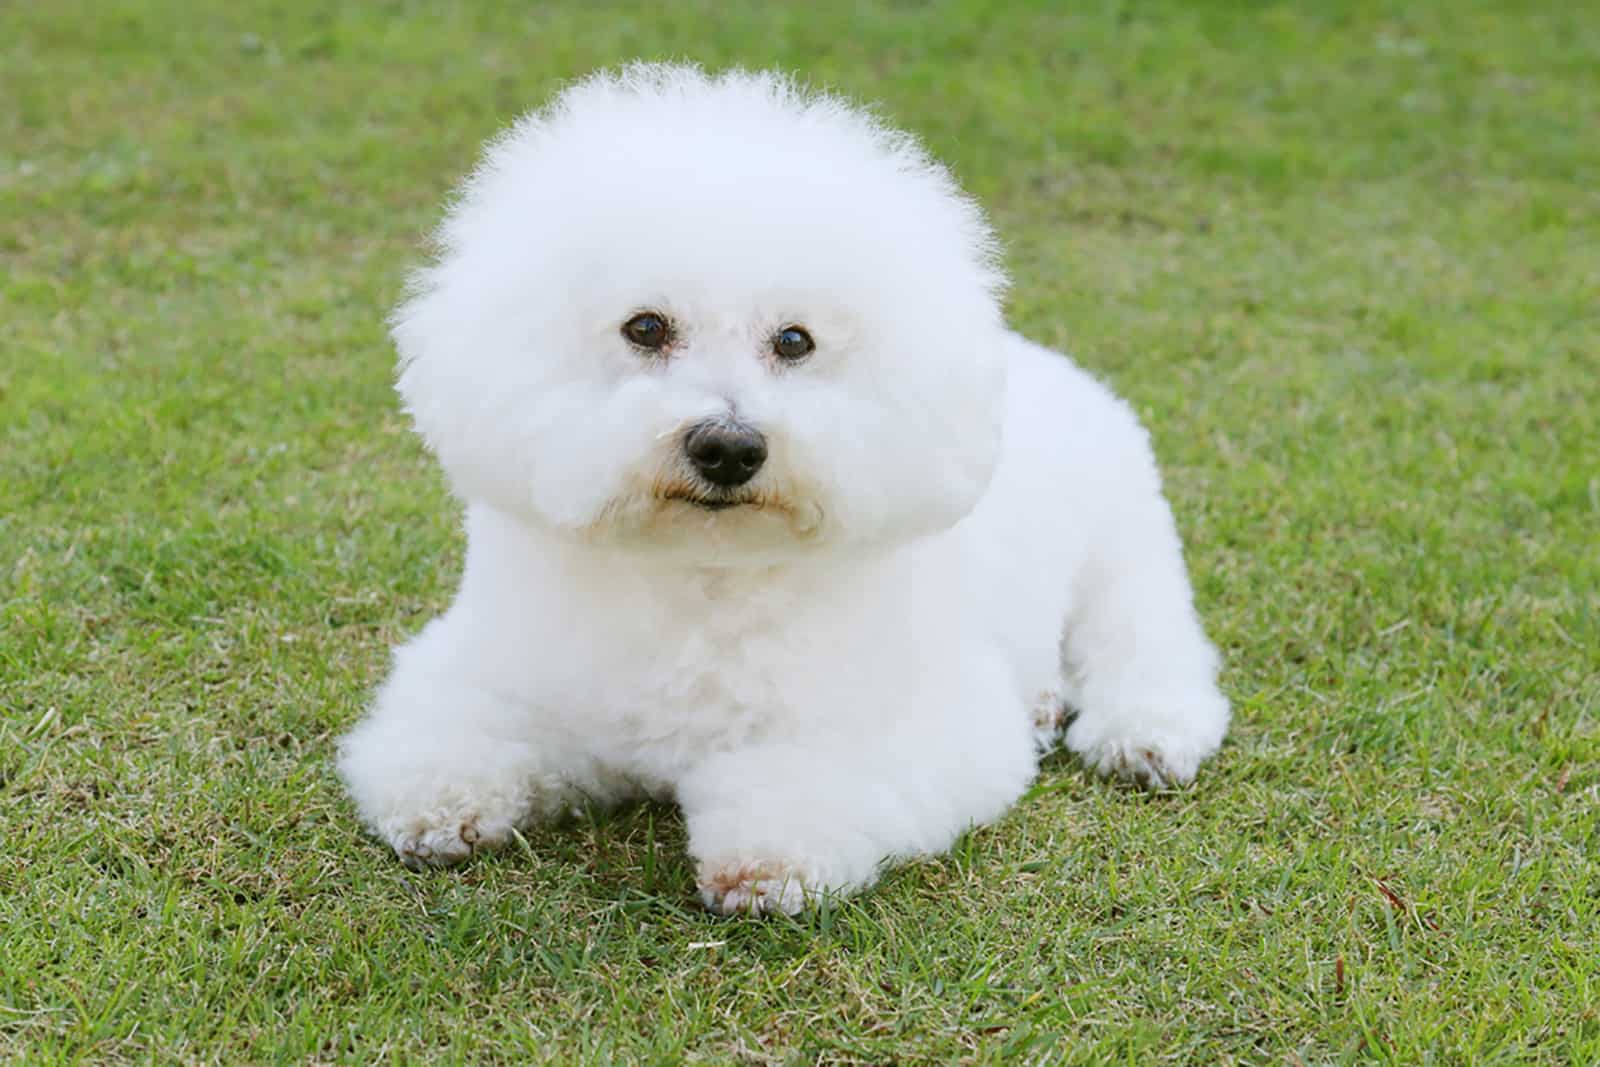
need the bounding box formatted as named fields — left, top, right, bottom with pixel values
left=338, top=66, right=1228, bottom=914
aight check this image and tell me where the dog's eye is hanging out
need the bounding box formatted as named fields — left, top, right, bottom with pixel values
left=622, top=311, right=672, bottom=350
left=772, top=326, right=815, bottom=362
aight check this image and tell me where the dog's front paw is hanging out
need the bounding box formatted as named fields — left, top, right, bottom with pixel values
left=1073, top=733, right=1203, bottom=789
left=386, top=813, right=512, bottom=871
left=696, top=860, right=812, bottom=917
left=1065, top=692, right=1228, bottom=790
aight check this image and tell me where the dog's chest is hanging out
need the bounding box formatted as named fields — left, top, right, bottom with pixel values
left=588, top=575, right=800, bottom=763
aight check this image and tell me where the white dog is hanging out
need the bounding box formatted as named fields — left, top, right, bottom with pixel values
left=338, top=64, right=1229, bottom=915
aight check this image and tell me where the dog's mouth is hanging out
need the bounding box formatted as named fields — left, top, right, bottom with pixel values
left=647, top=476, right=812, bottom=528
left=661, top=488, right=757, bottom=511
left=594, top=478, right=820, bottom=541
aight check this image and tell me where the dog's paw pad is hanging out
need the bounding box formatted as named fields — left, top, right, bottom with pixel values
left=697, top=861, right=808, bottom=916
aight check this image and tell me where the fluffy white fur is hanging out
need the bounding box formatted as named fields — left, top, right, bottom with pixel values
left=337, top=64, right=1229, bottom=915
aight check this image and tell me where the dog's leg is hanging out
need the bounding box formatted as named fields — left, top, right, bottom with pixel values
left=679, top=656, right=1037, bottom=915
left=1058, top=488, right=1229, bottom=789
left=336, top=661, right=592, bottom=870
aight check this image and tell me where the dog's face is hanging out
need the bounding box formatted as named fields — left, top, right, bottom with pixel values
left=394, top=67, right=1008, bottom=562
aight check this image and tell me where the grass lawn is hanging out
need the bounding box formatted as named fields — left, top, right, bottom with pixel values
left=4, top=0, right=1597, bottom=1062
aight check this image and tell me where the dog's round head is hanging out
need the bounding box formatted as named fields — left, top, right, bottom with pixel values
left=394, top=64, right=1008, bottom=562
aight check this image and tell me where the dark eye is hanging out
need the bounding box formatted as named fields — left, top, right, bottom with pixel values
left=772, top=325, right=815, bottom=362
left=622, top=311, right=672, bottom=350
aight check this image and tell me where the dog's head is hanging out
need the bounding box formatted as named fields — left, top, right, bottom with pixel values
left=394, top=64, right=1008, bottom=562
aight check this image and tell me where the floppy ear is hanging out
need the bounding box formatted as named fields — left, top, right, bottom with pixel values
left=385, top=262, right=550, bottom=519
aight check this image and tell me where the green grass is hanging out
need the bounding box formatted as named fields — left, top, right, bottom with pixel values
left=3, top=0, right=1597, bottom=1062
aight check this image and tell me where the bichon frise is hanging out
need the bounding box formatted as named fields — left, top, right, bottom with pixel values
left=338, top=64, right=1229, bottom=915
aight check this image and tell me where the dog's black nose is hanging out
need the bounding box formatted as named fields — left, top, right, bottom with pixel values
left=684, top=421, right=767, bottom=487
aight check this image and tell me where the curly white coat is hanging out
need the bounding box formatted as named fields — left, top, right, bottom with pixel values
left=338, top=64, right=1229, bottom=915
